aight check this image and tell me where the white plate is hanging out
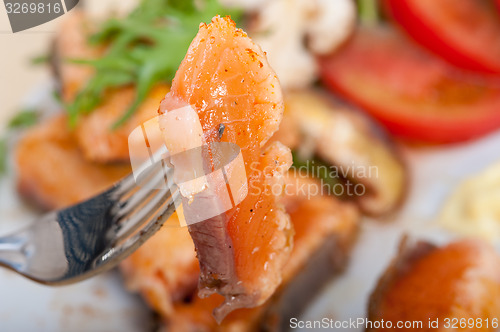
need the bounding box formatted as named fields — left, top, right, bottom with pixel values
left=1, top=80, right=500, bottom=331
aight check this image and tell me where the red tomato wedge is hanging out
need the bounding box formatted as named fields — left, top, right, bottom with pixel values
left=318, top=27, right=500, bottom=143
left=384, top=0, right=500, bottom=74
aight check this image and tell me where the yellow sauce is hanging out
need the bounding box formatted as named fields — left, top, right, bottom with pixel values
left=440, top=161, right=500, bottom=241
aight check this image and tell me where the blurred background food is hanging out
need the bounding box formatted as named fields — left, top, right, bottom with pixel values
left=2, top=0, right=500, bottom=331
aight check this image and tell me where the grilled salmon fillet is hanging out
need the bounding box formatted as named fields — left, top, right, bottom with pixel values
left=53, top=11, right=98, bottom=103
left=158, top=16, right=293, bottom=320
left=74, top=84, right=169, bottom=162
left=367, top=238, right=500, bottom=331
left=165, top=175, right=359, bottom=332
left=120, top=214, right=199, bottom=317
left=15, top=115, right=130, bottom=210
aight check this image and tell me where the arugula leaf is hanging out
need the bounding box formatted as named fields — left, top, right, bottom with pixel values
left=31, top=55, right=49, bottom=65
left=0, top=109, right=42, bottom=177
left=8, top=110, right=39, bottom=129
left=291, top=151, right=345, bottom=197
left=357, top=0, right=379, bottom=25
left=0, top=138, right=6, bottom=175
left=67, top=0, right=242, bottom=128
left=52, top=90, right=62, bottom=103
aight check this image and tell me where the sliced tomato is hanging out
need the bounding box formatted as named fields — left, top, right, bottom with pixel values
left=318, top=27, right=500, bottom=143
left=384, top=0, right=500, bottom=75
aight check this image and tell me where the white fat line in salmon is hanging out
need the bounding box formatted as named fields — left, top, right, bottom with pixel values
left=127, top=106, right=248, bottom=227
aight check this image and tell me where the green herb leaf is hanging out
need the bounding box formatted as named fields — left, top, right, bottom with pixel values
left=0, top=138, right=9, bottom=175
left=31, top=55, right=49, bottom=65
left=0, top=108, right=42, bottom=177
left=357, top=0, right=379, bottom=25
left=52, top=90, right=62, bottom=103
left=67, top=0, right=242, bottom=128
left=291, top=151, right=345, bottom=197
left=8, top=109, right=39, bottom=129
left=0, top=138, right=7, bottom=175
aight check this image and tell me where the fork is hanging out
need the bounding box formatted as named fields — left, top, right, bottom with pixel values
left=0, top=158, right=180, bottom=285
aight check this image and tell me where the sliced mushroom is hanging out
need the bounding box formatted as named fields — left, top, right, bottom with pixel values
left=283, top=89, right=407, bottom=217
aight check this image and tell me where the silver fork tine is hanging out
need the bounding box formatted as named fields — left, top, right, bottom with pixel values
left=110, top=153, right=174, bottom=220
left=111, top=165, right=168, bottom=222
left=94, top=189, right=180, bottom=271
left=112, top=187, right=174, bottom=241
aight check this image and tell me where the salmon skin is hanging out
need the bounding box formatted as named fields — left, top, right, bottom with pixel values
left=159, top=16, right=293, bottom=321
